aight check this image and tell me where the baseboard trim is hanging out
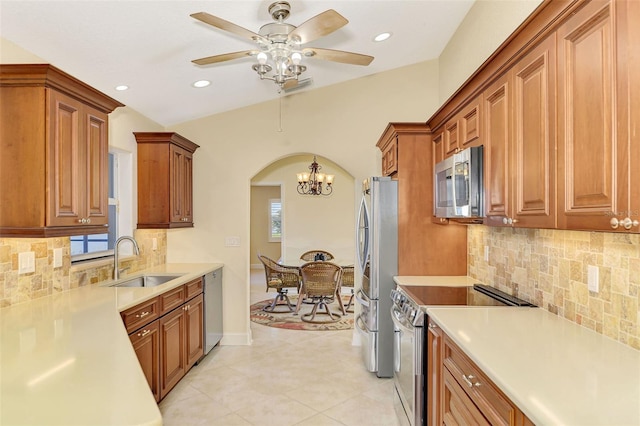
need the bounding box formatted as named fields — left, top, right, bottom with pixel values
left=220, top=332, right=252, bottom=346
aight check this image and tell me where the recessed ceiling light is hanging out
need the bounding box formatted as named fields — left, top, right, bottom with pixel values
left=192, top=80, right=211, bottom=88
left=115, top=85, right=129, bottom=91
left=373, top=32, right=392, bottom=42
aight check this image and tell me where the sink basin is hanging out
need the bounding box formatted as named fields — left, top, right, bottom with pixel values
left=112, top=274, right=184, bottom=288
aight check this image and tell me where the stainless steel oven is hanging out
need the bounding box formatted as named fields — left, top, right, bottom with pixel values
left=390, top=284, right=534, bottom=426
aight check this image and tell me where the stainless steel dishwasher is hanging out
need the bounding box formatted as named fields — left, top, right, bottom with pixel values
left=202, top=268, right=223, bottom=357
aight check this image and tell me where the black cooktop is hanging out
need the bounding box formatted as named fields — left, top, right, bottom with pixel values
left=399, top=284, right=535, bottom=307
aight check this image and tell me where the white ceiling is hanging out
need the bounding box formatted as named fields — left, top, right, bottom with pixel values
left=0, top=1, right=474, bottom=126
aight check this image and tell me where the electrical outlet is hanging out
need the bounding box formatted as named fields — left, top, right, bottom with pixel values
left=224, top=236, right=240, bottom=247
left=484, top=246, right=490, bottom=262
left=588, top=265, right=599, bottom=292
left=53, top=248, right=63, bottom=268
left=18, top=251, right=35, bottom=274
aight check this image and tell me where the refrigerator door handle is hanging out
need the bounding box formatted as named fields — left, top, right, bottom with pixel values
left=356, top=313, right=371, bottom=334
left=355, top=288, right=370, bottom=308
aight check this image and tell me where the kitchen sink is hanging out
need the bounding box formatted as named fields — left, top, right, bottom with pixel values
left=112, top=274, right=184, bottom=288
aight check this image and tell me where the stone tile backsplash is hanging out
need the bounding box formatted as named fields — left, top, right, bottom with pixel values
left=0, top=229, right=166, bottom=308
left=468, top=225, right=640, bottom=350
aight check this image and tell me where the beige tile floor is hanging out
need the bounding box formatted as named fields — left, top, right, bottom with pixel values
left=158, top=269, right=401, bottom=426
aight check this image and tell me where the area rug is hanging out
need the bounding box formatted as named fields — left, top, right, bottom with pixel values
left=250, top=296, right=354, bottom=331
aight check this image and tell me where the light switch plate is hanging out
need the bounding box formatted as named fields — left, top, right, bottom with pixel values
left=224, top=236, right=240, bottom=247
left=152, top=238, right=158, bottom=251
left=18, top=251, right=35, bottom=274
left=53, top=248, right=63, bottom=268
left=484, top=246, right=490, bottom=262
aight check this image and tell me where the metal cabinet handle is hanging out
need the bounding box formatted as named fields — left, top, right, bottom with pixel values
left=86, top=218, right=91, bottom=224
left=135, top=311, right=150, bottom=318
left=428, top=323, right=438, bottom=329
left=622, top=217, right=639, bottom=230
left=462, top=374, right=481, bottom=388
left=610, top=218, right=620, bottom=229
left=138, top=329, right=151, bottom=337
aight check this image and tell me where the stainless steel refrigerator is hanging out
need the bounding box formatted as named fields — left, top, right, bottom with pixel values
left=355, top=177, right=398, bottom=378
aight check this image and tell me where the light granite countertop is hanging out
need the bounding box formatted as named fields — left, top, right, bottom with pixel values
left=427, top=306, right=640, bottom=425
left=393, top=275, right=481, bottom=287
left=0, top=262, right=222, bottom=426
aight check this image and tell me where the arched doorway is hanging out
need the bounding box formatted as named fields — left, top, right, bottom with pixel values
left=249, top=153, right=356, bottom=302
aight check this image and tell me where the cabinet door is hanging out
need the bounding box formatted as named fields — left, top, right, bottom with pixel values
left=427, top=321, right=443, bottom=426
left=170, top=144, right=186, bottom=224
left=381, top=137, right=398, bottom=176
left=185, top=294, right=204, bottom=369
left=433, top=131, right=445, bottom=166
left=483, top=73, right=512, bottom=225
left=160, top=307, right=186, bottom=399
left=512, top=35, right=557, bottom=228
left=557, top=0, right=621, bottom=230
left=461, top=98, right=482, bottom=148
left=129, top=321, right=160, bottom=402
left=444, top=118, right=460, bottom=156
left=183, top=150, right=194, bottom=223
left=84, top=106, right=108, bottom=225
left=47, top=90, right=82, bottom=227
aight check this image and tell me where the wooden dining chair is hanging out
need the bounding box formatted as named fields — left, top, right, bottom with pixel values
left=299, top=250, right=335, bottom=262
left=341, top=265, right=355, bottom=313
left=298, top=261, right=344, bottom=323
left=257, top=254, right=301, bottom=313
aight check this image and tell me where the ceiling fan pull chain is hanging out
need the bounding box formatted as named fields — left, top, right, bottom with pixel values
left=278, top=93, right=283, bottom=133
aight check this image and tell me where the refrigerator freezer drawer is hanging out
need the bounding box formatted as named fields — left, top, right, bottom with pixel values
left=356, top=313, right=378, bottom=373
left=355, top=288, right=379, bottom=331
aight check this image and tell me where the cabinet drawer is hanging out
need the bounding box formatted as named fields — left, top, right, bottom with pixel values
left=159, top=285, right=186, bottom=315
left=185, top=277, right=203, bottom=300
left=443, top=368, right=490, bottom=426
left=444, top=336, right=516, bottom=426
left=121, top=297, right=160, bottom=333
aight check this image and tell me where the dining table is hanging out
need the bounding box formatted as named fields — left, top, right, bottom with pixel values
left=278, top=256, right=354, bottom=315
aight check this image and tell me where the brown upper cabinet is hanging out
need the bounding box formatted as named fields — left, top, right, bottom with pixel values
left=135, top=132, right=199, bottom=229
left=377, top=123, right=467, bottom=275
left=557, top=0, right=640, bottom=232
left=428, top=0, right=639, bottom=233
left=443, top=96, right=483, bottom=158
left=484, top=35, right=557, bottom=229
left=0, top=64, right=123, bottom=237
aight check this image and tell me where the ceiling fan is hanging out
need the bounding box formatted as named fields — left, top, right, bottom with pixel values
left=190, top=1, right=374, bottom=91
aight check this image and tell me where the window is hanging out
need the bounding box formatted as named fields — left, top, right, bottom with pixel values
left=71, top=151, right=128, bottom=262
left=269, top=198, right=281, bottom=242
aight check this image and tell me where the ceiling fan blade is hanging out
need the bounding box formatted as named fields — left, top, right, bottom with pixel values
left=191, top=12, right=268, bottom=43
left=302, top=47, right=374, bottom=66
left=192, top=50, right=257, bottom=65
left=289, top=9, right=348, bottom=44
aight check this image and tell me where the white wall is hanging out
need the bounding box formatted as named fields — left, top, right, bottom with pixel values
left=252, top=155, right=355, bottom=264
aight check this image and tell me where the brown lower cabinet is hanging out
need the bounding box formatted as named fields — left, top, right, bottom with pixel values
left=121, top=278, right=204, bottom=403
left=429, top=317, right=533, bottom=426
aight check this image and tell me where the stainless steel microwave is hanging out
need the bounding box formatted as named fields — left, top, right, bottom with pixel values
left=434, top=146, right=484, bottom=219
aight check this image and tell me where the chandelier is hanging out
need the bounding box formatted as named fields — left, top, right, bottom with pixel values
left=297, top=156, right=334, bottom=196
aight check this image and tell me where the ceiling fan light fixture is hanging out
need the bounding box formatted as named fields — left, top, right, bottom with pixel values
left=374, top=32, right=392, bottom=42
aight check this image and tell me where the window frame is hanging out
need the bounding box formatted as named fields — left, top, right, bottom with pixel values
left=268, top=198, right=282, bottom=243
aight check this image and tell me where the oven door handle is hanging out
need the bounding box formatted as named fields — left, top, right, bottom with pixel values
left=390, top=306, right=414, bottom=335
left=355, top=288, right=370, bottom=308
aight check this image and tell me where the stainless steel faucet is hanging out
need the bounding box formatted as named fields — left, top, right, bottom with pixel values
left=114, top=236, right=140, bottom=280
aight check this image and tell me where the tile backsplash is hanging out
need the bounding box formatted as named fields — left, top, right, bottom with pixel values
left=0, top=229, right=166, bottom=308
left=468, top=225, right=640, bottom=350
